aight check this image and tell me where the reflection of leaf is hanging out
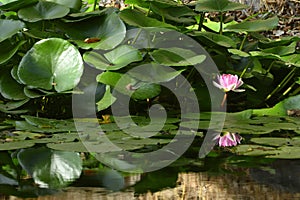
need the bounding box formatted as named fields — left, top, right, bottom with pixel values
left=18, top=38, right=83, bottom=92
left=17, top=147, right=82, bottom=189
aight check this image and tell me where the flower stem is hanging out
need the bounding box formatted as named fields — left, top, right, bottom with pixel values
left=221, top=93, right=227, bottom=107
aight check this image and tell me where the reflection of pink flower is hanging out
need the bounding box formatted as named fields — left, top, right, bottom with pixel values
left=215, top=132, right=242, bottom=147
left=213, top=74, right=245, bottom=92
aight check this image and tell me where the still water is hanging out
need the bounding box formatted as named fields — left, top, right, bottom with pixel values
left=2, top=159, right=300, bottom=200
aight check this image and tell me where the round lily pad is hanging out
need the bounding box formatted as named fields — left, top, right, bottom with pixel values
left=18, top=38, right=83, bottom=92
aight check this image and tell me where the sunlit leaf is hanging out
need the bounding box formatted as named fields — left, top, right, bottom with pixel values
left=96, top=85, right=116, bottom=111
left=18, top=38, right=83, bottom=92
left=253, top=95, right=300, bottom=116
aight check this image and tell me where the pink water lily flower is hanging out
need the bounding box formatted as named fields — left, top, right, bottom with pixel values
left=213, top=74, right=245, bottom=92
left=215, top=132, right=242, bottom=147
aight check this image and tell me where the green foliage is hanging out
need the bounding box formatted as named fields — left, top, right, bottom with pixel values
left=0, top=0, right=299, bottom=167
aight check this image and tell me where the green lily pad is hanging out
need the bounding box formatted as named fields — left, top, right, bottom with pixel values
left=193, top=32, right=237, bottom=48
left=228, top=49, right=250, bottom=57
left=97, top=71, right=162, bottom=100
left=0, top=140, right=35, bottom=150
left=62, top=12, right=126, bottom=50
left=46, top=0, right=81, bottom=10
left=195, top=0, right=249, bottom=12
left=150, top=4, right=196, bottom=24
left=15, top=116, right=76, bottom=133
left=0, top=99, right=29, bottom=112
left=18, top=38, right=83, bottom=92
left=128, top=63, right=184, bottom=82
left=250, top=137, right=291, bottom=147
left=0, top=40, right=26, bottom=64
left=280, top=54, right=300, bottom=67
left=225, top=16, right=279, bottom=32
left=0, top=19, right=25, bottom=43
left=253, top=94, right=300, bottom=116
left=84, top=45, right=143, bottom=70
left=150, top=48, right=206, bottom=66
left=18, top=1, right=70, bottom=22
left=235, top=144, right=278, bottom=156
left=119, top=9, right=176, bottom=29
left=0, top=0, right=38, bottom=11
left=267, top=146, right=300, bottom=159
left=261, top=41, right=296, bottom=56
left=96, top=85, right=117, bottom=111
left=0, top=67, right=27, bottom=100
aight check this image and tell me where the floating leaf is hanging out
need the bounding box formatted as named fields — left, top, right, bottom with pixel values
left=84, top=45, right=143, bottom=70
left=62, top=12, right=126, bottom=50
left=228, top=49, right=250, bottom=57
left=96, top=85, right=116, bottom=111
left=195, top=0, right=249, bottom=12
left=0, top=67, right=27, bottom=100
left=261, top=41, right=296, bottom=56
left=0, top=40, right=26, bottom=64
left=0, top=140, right=35, bottom=150
left=150, top=48, right=206, bottom=66
left=225, top=16, right=279, bottom=32
left=193, top=32, right=237, bottom=48
left=0, top=19, right=25, bottom=43
left=267, top=146, right=300, bottom=159
left=18, top=1, right=70, bottom=22
left=280, top=54, right=300, bottom=67
left=119, top=9, right=176, bottom=29
left=235, top=144, right=278, bottom=156
left=150, top=4, right=196, bottom=24
left=46, top=0, right=81, bottom=10
left=18, top=38, right=83, bottom=92
left=251, top=137, right=292, bottom=147
left=0, top=0, right=38, bottom=11
left=253, top=95, right=300, bottom=116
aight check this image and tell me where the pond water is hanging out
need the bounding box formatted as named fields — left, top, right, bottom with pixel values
left=1, top=155, right=300, bottom=200
left=1, top=112, right=300, bottom=199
